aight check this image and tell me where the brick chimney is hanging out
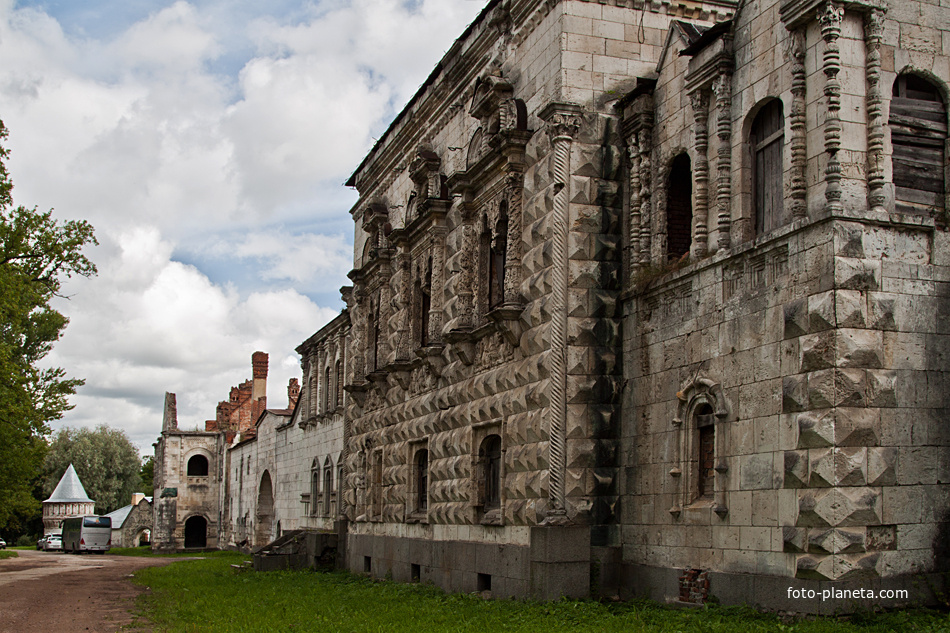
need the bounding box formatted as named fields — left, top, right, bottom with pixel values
left=287, top=378, right=300, bottom=409
left=251, top=351, right=268, bottom=406
left=162, top=392, right=178, bottom=432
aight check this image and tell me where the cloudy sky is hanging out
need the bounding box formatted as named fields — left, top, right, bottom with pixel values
left=0, top=0, right=486, bottom=453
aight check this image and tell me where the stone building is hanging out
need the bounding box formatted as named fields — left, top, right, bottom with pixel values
left=152, top=391, right=227, bottom=550
left=153, top=0, right=950, bottom=611
left=42, top=464, right=96, bottom=535
left=105, top=493, right=153, bottom=548
left=223, top=312, right=348, bottom=550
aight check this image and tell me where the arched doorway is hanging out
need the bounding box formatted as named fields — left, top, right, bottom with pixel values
left=256, top=471, right=274, bottom=546
left=184, top=516, right=207, bottom=549
left=134, top=528, right=151, bottom=547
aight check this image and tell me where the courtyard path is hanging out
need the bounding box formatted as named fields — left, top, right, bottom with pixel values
left=0, top=549, right=179, bottom=633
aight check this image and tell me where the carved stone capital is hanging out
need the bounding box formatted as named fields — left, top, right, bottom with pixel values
left=540, top=102, right=583, bottom=142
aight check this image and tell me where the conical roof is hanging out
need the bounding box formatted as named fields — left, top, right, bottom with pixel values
left=44, top=464, right=94, bottom=504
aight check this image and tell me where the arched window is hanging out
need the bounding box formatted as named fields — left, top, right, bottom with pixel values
left=479, top=435, right=502, bottom=512
left=490, top=206, right=508, bottom=310
left=420, top=260, right=432, bottom=347
left=367, top=299, right=380, bottom=373
left=751, top=99, right=785, bottom=236
left=666, top=153, right=693, bottom=260
left=414, top=448, right=429, bottom=513
left=310, top=459, right=320, bottom=517
left=187, top=455, right=209, bottom=477
left=334, top=360, right=343, bottom=409
left=324, top=366, right=331, bottom=413
left=890, top=74, right=947, bottom=215
left=323, top=459, right=334, bottom=516
left=695, top=403, right=716, bottom=501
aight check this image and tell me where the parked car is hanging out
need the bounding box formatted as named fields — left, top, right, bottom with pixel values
left=43, top=534, right=62, bottom=551
left=37, top=535, right=46, bottom=550
left=0, top=537, right=6, bottom=549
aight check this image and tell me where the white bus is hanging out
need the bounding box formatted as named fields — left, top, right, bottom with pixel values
left=61, top=516, right=112, bottom=554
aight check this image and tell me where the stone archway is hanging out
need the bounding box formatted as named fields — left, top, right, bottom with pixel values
left=133, top=528, right=151, bottom=547
left=255, top=471, right=274, bottom=547
left=184, top=515, right=207, bottom=548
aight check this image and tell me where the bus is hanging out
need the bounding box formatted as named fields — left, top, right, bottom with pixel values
left=61, top=516, right=112, bottom=554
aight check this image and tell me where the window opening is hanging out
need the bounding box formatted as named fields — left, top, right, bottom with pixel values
left=695, top=403, right=716, bottom=500
left=751, top=99, right=785, bottom=236
left=890, top=74, right=946, bottom=215
left=667, top=153, right=693, bottom=260
left=187, top=455, right=209, bottom=477
left=481, top=435, right=502, bottom=511
left=415, top=449, right=429, bottom=513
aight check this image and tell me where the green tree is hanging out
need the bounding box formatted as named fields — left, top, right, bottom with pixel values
left=44, top=426, right=141, bottom=514
left=0, top=118, right=97, bottom=529
left=140, top=455, right=154, bottom=495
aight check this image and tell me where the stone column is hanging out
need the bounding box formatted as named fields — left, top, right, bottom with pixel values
left=819, top=0, right=844, bottom=213
left=503, top=171, right=525, bottom=304
left=428, top=229, right=447, bottom=343
left=713, top=72, right=733, bottom=251
left=864, top=8, right=887, bottom=213
left=627, top=142, right=642, bottom=273
left=393, top=250, right=412, bottom=362
left=638, top=126, right=653, bottom=266
left=540, top=103, right=581, bottom=524
left=690, top=90, right=710, bottom=257
left=786, top=28, right=809, bottom=220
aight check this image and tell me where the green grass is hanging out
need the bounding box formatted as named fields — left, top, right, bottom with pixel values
left=111, top=546, right=241, bottom=558
left=133, top=554, right=950, bottom=633
left=0, top=550, right=17, bottom=560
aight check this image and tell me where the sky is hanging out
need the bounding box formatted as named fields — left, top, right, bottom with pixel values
left=0, top=0, right=487, bottom=454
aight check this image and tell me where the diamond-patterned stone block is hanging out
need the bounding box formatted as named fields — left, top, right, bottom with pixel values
left=835, top=290, right=867, bottom=328
left=784, top=450, right=809, bottom=488
left=837, top=329, right=883, bottom=368
left=798, top=411, right=834, bottom=448
left=867, top=447, right=897, bottom=486
left=808, top=290, right=836, bottom=332
left=801, top=331, right=836, bottom=371
left=835, top=257, right=880, bottom=291
left=784, top=298, right=808, bottom=339
left=783, top=526, right=807, bottom=552
left=834, top=407, right=880, bottom=447
left=783, top=375, right=809, bottom=412
left=807, top=527, right=866, bottom=554
left=866, top=370, right=898, bottom=408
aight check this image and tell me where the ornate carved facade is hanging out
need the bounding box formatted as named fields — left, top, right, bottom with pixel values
left=155, top=0, right=950, bottom=611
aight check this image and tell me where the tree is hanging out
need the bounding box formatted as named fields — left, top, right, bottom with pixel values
left=0, top=119, right=97, bottom=529
left=44, top=426, right=141, bottom=514
left=140, top=455, right=154, bottom=495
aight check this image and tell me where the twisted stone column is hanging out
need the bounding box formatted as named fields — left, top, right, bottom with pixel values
left=787, top=28, right=808, bottom=220
left=541, top=103, right=581, bottom=524
left=864, top=8, right=887, bottom=213
left=820, top=0, right=844, bottom=213
left=627, top=143, right=642, bottom=273
left=638, top=127, right=653, bottom=266
left=690, top=90, right=710, bottom=257
left=713, top=72, right=733, bottom=251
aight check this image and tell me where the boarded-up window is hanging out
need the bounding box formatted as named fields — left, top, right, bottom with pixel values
left=667, top=153, right=692, bottom=260
left=414, top=449, right=428, bottom=512
left=481, top=435, right=502, bottom=510
left=751, top=99, right=785, bottom=236
left=890, top=74, right=947, bottom=215
left=695, top=404, right=715, bottom=500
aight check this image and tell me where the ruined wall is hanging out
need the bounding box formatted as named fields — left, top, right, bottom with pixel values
left=620, top=0, right=950, bottom=609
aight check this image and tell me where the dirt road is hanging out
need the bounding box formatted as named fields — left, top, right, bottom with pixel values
left=0, top=549, right=180, bottom=633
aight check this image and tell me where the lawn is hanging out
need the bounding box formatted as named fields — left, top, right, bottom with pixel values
left=133, top=554, right=950, bottom=633
left=0, top=550, right=17, bottom=560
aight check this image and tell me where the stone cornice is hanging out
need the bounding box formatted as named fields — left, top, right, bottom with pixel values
left=780, top=0, right=885, bottom=29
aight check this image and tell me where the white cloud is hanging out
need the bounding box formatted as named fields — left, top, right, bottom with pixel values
left=1, top=0, right=486, bottom=453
